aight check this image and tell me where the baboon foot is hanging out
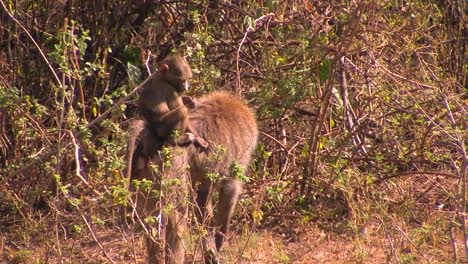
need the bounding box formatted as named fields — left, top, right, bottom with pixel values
left=215, top=232, right=226, bottom=251
left=204, top=248, right=220, bottom=264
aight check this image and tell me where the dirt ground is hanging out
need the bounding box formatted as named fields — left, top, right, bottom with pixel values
left=0, top=217, right=457, bottom=264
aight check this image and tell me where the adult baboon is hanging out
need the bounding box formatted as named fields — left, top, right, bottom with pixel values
left=129, top=91, right=258, bottom=264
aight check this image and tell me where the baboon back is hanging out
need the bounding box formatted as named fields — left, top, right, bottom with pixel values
left=187, top=91, right=258, bottom=178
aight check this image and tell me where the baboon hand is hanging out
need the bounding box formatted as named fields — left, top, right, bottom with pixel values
left=185, top=132, right=196, bottom=143
left=181, top=132, right=209, bottom=150
left=194, top=135, right=209, bottom=150
left=173, top=132, right=208, bottom=151
left=171, top=132, right=195, bottom=146
left=182, top=96, right=196, bottom=109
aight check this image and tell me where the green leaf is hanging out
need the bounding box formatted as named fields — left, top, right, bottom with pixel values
left=330, top=118, right=336, bottom=128
left=244, top=16, right=255, bottom=30
left=319, top=59, right=332, bottom=82
left=123, top=45, right=140, bottom=65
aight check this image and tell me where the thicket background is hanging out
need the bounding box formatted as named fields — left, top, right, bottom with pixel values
left=0, top=0, right=466, bottom=263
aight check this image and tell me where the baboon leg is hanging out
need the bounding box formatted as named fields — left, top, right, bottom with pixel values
left=165, top=207, right=187, bottom=264
left=134, top=161, right=164, bottom=264
left=129, top=153, right=165, bottom=264
left=195, top=180, right=214, bottom=223
left=143, top=197, right=165, bottom=264
left=147, top=235, right=164, bottom=264
left=194, top=180, right=219, bottom=263
left=162, top=162, right=189, bottom=264
left=215, top=178, right=242, bottom=250
left=145, top=173, right=188, bottom=264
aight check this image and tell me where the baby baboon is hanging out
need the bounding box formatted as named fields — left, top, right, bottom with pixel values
left=130, top=91, right=258, bottom=264
left=138, top=55, right=207, bottom=149
left=126, top=56, right=207, bottom=180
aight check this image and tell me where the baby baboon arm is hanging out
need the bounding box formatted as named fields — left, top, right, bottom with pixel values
left=155, top=105, right=188, bottom=138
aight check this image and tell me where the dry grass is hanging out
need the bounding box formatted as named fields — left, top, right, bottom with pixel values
left=1, top=173, right=459, bottom=264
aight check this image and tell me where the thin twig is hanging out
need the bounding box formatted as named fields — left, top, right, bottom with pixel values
left=81, top=214, right=117, bottom=264
left=372, top=58, right=437, bottom=89
left=261, top=132, right=290, bottom=154
left=236, top=30, right=252, bottom=93
left=383, top=224, right=401, bottom=264
left=236, top=13, right=275, bottom=93
left=145, top=51, right=152, bottom=75
left=68, top=130, right=89, bottom=186
left=343, top=57, right=379, bottom=89
left=0, top=1, right=62, bottom=88
left=449, top=222, right=458, bottom=263
left=55, top=212, right=64, bottom=264
left=393, top=223, right=432, bottom=264
left=339, top=57, right=368, bottom=155
left=87, top=76, right=151, bottom=128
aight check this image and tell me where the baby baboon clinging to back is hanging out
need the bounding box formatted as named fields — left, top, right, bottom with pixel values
left=130, top=91, right=258, bottom=264
left=138, top=55, right=208, bottom=149
left=126, top=56, right=208, bottom=180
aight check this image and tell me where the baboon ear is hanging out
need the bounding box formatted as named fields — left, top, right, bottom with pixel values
left=159, top=63, right=169, bottom=72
